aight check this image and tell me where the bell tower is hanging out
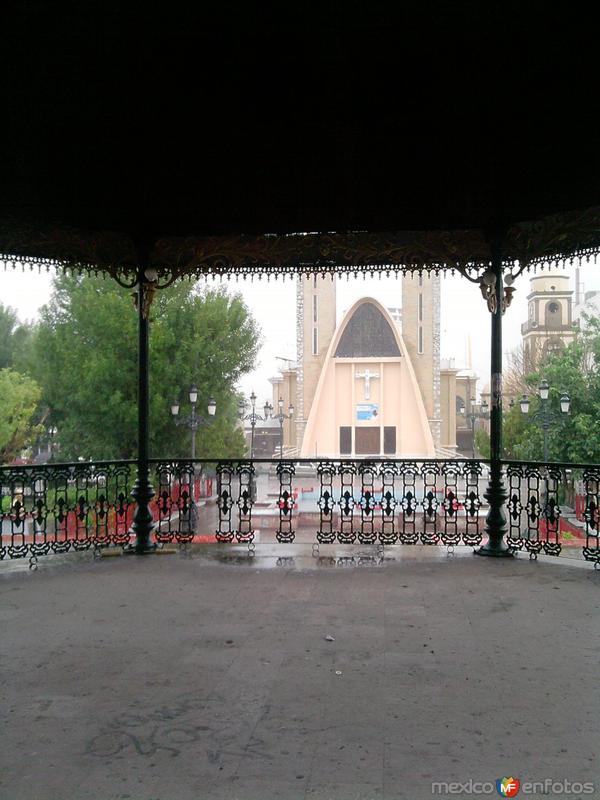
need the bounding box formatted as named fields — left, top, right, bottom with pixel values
left=401, top=272, right=441, bottom=448
left=521, top=273, right=575, bottom=369
left=296, top=275, right=337, bottom=450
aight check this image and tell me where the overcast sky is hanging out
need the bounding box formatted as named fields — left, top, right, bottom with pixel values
left=2, top=261, right=599, bottom=405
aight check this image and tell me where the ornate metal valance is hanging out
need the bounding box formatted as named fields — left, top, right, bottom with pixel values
left=1, top=205, right=599, bottom=282
left=503, top=205, right=600, bottom=272
left=0, top=219, right=138, bottom=282
left=151, top=229, right=490, bottom=279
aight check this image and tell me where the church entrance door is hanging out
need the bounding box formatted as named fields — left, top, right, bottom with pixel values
left=355, top=427, right=380, bottom=455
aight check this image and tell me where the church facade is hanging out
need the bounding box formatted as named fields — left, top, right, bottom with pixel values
left=300, top=297, right=435, bottom=457
left=269, top=274, right=470, bottom=458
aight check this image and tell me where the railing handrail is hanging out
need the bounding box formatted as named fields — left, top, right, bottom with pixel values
left=0, top=459, right=137, bottom=471
left=148, top=456, right=492, bottom=465
left=501, top=459, right=600, bottom=471
left=3, top=456, right=600, bottom=471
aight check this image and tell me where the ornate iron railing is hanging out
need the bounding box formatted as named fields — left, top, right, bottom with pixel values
left=155, top=458, right=600, bottom=562
left=153, top=458, right=488, bottom=547
left=504, top=461, right=600, bottom=562
left=1, top=458, right=599, bottom=564
left=0, top=461, right=135, bottom=562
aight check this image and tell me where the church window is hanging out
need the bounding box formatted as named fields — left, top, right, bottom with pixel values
left=383, top=426, right=396, bottom=454
left=339, top=426, right=352, bottom=455
left=355, top=427, right=380, bottom=455
left=545, top=301, right=561, bottom=328
left=418, top=326, right=424, bottom=354
left=312, top=327, right=318, bottom=355
left=313, top=275, right=317, bottom=289
left=334, top=302, right=401, bottom=358
left=418, top=273, right=423, bottom=287
left=418, top=293, right=423, bottom=322
left=313, top=295, right=318, bottom=323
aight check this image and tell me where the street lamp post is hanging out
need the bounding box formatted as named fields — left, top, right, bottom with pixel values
left=47, top=425, right=58, bottom=462
left=238, top=392, right=273, bottom=504
left=238, top=392, right=273, bottom=458
left=170, top=385, right=217, bottom=460
left=270, top=397, right=294, bottom=458
left=461, top=399, right=489, bottom=459
left=170, top=387, right=216, bottom=529
left=519, top=380, right=570, bottom=462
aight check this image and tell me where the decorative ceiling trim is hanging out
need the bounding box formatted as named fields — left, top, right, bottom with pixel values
left=0, top=219, right=139, bottom=283
left=504, top=205, right=600, bottom=275
left=150, top=229, right=490, bottom=279
left=1, top=206, right=599, bottom=281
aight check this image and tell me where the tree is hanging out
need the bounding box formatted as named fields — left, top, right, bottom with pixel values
left=0, top=303, right=32, bottom=370
left=474, top=427, right=490, bottom=459
left=0, top=369, right=43, bottom=462
left=503, top=316, right=600, bottom=463
left=29, top=275, right=261, bottom=461
left=503, top=338, right=545, bottom=400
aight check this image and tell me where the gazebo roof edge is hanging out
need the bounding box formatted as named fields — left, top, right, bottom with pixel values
left=1, top=205, right=600, bottom=281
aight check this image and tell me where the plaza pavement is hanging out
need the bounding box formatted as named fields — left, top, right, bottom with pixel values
left=1, top=545, right=599, bottom=800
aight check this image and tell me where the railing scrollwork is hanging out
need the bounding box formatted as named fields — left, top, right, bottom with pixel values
left=1, top=457, right=599, bottom=564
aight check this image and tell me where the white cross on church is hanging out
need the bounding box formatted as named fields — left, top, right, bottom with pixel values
left=355, top=368, right=380, bottom=400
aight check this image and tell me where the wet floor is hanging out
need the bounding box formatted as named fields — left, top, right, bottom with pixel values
left=1, top=545, right=599, bottom=799
left=0, top=539, right=593, bottom=577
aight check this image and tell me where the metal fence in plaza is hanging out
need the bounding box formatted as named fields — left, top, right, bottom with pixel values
left=1, top=458, right=599, bottom=564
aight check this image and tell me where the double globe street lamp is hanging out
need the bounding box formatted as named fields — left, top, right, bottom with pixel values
left=519, top=379, right=570, bottom=462
left=170, top=386, right=216, bottom=532
left=271, top=397, right=294, bottom=457
left=171, top=385, right=217, bottom=460
left=238, top=394, right=294, bottom=458
left=238, top=392, right=272, bottom=459
left=45, top=425, right=58, bottom=462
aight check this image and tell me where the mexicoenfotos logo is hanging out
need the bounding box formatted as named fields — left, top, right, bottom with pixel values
left=496, top=777, right=520, bottom=797
left=431, top=777, right=595, bottom=795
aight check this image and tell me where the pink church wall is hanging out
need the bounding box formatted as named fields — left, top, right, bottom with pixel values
left=300, top=298, right=436, bottom=458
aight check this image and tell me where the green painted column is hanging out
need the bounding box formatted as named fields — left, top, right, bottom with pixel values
left=128, top=266, right=157, bottom=554
left=476, top=240, right=512, bottom=557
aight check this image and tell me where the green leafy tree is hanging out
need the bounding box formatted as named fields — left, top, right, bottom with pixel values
left=503, top=317, right=600, bottom=463
left=0, top=303, right=32, bottom=370
left=0, top=368, right=43, bottom=462
left=474, top=427, right=490, bottom=459
left=29, top=275, right=261, bottom=461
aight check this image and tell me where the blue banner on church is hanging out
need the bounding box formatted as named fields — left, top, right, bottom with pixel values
left=356, top=403, right=379, bottom=421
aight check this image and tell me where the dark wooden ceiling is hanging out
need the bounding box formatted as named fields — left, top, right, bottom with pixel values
left=2, top=2, right=599, bottom=247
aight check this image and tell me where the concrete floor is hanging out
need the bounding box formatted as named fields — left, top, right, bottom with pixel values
left=1, top=546, right=599, bottom=800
